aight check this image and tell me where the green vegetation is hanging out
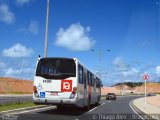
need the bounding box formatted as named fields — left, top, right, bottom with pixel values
left=10, top=92, right=32, bottom=94
left=113, top=82, right=144, bottom=88
left=0, top=101, right=36, bottom=112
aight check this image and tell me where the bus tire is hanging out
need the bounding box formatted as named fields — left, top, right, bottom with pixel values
left=57, top=105, right=63, bottom=110
left=95, top=96, right=100, bottom=105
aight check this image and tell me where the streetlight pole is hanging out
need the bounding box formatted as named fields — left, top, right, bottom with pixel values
left=44, top=0, right=50, bottom=58
left=91, top=49, right=111, bottom=79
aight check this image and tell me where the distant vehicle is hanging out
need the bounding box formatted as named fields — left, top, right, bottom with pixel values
left=33, top=57, right=102, bottom=109
left=106, top=93, right=116, bottom=100
left=147, top=93, right=154, bottom=96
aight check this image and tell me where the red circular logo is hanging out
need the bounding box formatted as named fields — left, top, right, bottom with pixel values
left=143, top=74, right=149, bottom=80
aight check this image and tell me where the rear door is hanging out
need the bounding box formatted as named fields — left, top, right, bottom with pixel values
left=83, top=71, right=88, bottom=106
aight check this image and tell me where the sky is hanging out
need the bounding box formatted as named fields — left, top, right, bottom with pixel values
left=0, top=0, right=160, bottom=86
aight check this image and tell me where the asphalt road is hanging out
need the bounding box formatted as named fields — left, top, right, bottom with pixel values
left=0, top=95, right=32, bottom=104
left=15, top=96, right=143, bottom=120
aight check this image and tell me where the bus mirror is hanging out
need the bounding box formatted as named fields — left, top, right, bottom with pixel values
left=38, top=55, right=41, bottom=61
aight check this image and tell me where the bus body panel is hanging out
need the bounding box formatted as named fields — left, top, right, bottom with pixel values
left=33, top=57, right=101, bottom=108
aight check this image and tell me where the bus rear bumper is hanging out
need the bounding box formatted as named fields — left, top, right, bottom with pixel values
left=33, top=97, right=78, bottom=106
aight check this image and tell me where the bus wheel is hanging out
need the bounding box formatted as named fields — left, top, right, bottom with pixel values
left=57, top=105, right=63, bottom=110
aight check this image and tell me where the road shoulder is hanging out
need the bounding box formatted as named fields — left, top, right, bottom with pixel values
left=132, top=96, right=160, bottom=120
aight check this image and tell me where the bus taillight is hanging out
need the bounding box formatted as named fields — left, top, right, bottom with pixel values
left=70, top=87, right=77, bottom=99
left=33, top=86, right=39, bottom=97
left=73, top=87, right=77, bottom=91
left=33, top=86, right=37, bottom=93
left=72, top=91, right=76, bottom=95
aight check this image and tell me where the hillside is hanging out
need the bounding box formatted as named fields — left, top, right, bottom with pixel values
left=0, top=77, right=33, bottom=94
left=0, top=77, right=160, bottom=95
left=113, top=82, right=143, bottom=88
left=113, top=82, right=160, bottom=94
left=101, top=86, right=120, bottom=95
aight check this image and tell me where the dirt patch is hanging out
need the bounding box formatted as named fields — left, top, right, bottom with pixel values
left=0, top=77, right=33, bottom=94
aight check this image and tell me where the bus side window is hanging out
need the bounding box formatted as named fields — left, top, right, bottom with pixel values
left=87, top=71, right=90, bottom=85
left=88, top=72, right=91, bottom=86
left=78, top=65, right=83, bottom=84
left=84, top=72, right=87, bottom=88
left=91, top=74, right=94, bottom=86
left=90, top=74, right=92, bottom=86
left=96, top=79, right=99, bottom=87
left=90, top=73, right=92, bottom=85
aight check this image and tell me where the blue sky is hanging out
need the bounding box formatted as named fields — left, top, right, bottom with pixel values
left=0, top=0, right=160, bottom=86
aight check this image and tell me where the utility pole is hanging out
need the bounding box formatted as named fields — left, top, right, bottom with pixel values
left=91, top=49, right=111, bottom=79
left=44, top=0, right=50, bottom=58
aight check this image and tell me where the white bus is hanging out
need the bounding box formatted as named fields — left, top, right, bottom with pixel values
left=33, top=57, right=102, bottom=109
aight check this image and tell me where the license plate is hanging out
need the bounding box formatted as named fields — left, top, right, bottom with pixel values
left=51, top=92, right=58, bottom=96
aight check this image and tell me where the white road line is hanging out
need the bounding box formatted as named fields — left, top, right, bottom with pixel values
left=101, top=103, right=105, bottom=106
left=0, top=105, right=46, bottom=113
left=88, top=103, right=105, bottom=113
left=88, top=107, right=98, bottom=112
left=0, top=100, right=11, bottom=102
left=16, top=106, right=56, bottom=114
left=129, top=100, right=144, bottom=120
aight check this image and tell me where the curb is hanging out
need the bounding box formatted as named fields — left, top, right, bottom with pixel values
left=131, top=100, right=146, bottom=114
left=132, top=99, right=159, bottom=120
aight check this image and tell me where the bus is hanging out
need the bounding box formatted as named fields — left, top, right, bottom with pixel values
left=33, top=57, right=102, bottom=109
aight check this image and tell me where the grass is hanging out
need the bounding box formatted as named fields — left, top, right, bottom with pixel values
left=0, top=92, right=32, bottom=94
left=0, top=101, right=37, bottom=112
left=10, top=92, right=32, bottom=94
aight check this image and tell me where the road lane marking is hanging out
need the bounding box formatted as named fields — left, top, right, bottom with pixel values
left=16, top=106, right=56, bottom=114
left=88, top=102, right=106, bottom=113
left=88, top=107, right=98, bottom=112
left=0, top=105, right=47, bottom=113
left=101, top=103, right=105, bottom=106
left=129, top=100, right=144, bottom=120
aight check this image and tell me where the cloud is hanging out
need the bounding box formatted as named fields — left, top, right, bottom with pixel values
left=0, top=61, right=6, bottom=68
left=2, top=43, right=33, bottom=58
left=15, top=0, right=32, bottom=5
left=112, top=57, right=124, bottom=66
left=122, top=68, right=138, bottom=77
left=55, top=23, right=95, bottom=51
left=17, top=20, right=39, bottom=34
left=4, top=68, right=32, bottom=76
left=156, top=66, right=160, bottom=74
left=0, top=4, right=15, bottom=24
left=0, top=58, right=35, bottom=80
left=3, top=67, right=34, bottom=79
left=112, top=57, right=129, bottom=71
left=97, top=57, right=160, bottom=86
left=101, top=57, right=144, bottom=86
left=29, top=20, right=39, bottom=34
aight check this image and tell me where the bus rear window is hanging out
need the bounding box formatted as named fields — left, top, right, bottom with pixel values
left=36, top=58, right=76, bottom=79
